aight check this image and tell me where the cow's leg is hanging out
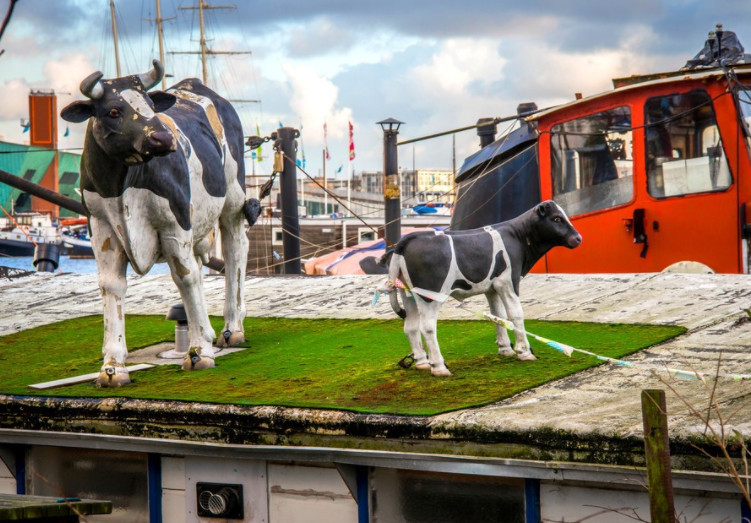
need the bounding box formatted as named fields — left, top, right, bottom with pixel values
left=401, top=290, right=429, bottom=369
left=494, top=281, right=536, bottom=361
left=416, top=299, right=452, bottom=377
left=161, top=235, right=217, bottom=370
left=92, top=221, right=131, bottom=387
left=216, top=210, right=247, bottom=347
left=486, top=291, right=514, bottom=357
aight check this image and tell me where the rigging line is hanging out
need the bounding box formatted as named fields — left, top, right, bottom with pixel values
left=283, top=151, right=393, bottom=247
left=445, top=149, right=537, bottom=232
left=430, top=119, right=521, bottom=224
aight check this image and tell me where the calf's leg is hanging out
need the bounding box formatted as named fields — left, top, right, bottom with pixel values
left=92, top=220, right=131, bottom=387
left=401, top=290, right=429, bottom=369
left=216, top=210, right=248, bottom=347
left=486, top=291, right=514, bottom=357
left=416, top=299, right=452, bottom=377
left=494, top=281, right=536, bottom=361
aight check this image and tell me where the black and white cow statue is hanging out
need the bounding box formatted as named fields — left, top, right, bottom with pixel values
left=384, top=201, right=582, bottom=376
left=61, top=60, right=260, bottom=387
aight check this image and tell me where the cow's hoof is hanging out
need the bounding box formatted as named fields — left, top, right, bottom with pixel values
left=96, top=365, right=131, bottom=388
left=415, top=360, right=431, bottom=370
left=217, top=330, right=245, bottom=348
left=182, top=349, right=216, bottom=370
left=431, top=367, right=453, bottom=377
left=517, top=352, right=537, bottom=362
left=497, top=348, right=516, bottom=357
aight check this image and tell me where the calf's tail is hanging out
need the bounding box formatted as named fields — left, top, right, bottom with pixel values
left=386, top=251, right=407, bottom=320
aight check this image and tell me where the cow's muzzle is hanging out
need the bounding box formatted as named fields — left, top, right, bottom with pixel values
left=145, top=130, right=177, bottom=156
left=567, top=233, right=583, bottom=248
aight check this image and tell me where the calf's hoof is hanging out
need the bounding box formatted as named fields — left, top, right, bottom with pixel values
left=96, top=365, right=131, bottom=388
left=217, top=330, right=245, bottom=348
left=517, top=352, right=537, bottom=362
left=431, top=367, right=453, bottom=377
left=182, top=349, right=216, bottom=370
left=497, top=347, right=516, bottom=357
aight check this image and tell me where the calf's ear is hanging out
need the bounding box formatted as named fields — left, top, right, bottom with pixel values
left=536, top=201, right=552, bottom=217
left=60, top=101, right=93, bottom=123
left=149, top=91, right=177, bottom=113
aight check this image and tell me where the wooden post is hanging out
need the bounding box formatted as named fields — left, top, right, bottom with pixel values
left=641, top=389, right=676, bottom=523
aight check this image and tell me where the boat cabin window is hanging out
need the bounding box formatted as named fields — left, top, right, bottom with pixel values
left=550, top=106, right=633, bottom=217
left=734, top=85, right=751, bottom=151
left=645, top=89, right=732, bottom=198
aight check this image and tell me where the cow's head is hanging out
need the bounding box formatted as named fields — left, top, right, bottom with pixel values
left=532, top=201, right=582, bottom=249
left=60, top=60, right=178, bottom=165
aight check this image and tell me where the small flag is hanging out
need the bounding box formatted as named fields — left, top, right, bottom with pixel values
left=278, top=120, right=283, bottom=128
left=64, top=126, right=70, bottom=137
left=336, top=165, right=343, bottom=174
left=256, top=123, right=263, bottom=162
left=22, top=122, right=29, bottom=133
left=348, top=120, right=355, bottom=161
left=324, top=122, right=330, bottom=161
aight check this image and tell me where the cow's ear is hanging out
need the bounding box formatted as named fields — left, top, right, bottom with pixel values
left=60, top=101, right=94, bottom=123
left=536, top=201, right=552, bottom=217
left=149, top=91, right=177, bottom=113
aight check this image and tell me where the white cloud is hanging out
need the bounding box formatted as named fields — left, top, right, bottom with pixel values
left=283, top=63, right=352, bottom=156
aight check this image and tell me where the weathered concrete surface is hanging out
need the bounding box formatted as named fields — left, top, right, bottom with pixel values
left=1, top=271, right=750, bottom=465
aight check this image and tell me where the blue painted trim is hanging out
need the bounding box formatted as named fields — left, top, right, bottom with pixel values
left=741, top=498, right=751, bottom=523
left=525, top=478, right=541, bottom=523
left=14, top=446, right=25, bottom=495
left=148, top=453, right=162, bottom=523
left=356, top=466, right=369, bottom=523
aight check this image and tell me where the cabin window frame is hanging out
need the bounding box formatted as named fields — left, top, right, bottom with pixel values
left=271, top=227, right=284, bottom=246
left=358, top=227, right=376, bottom=244
left=549, top=105, right=635, bottom=218
left=644, top=88, right=733, bottom=199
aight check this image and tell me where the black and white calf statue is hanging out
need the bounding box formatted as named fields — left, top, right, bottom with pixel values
left=61, top=60, right=261, bottom=387
left=383, top=201, right=582, bottom=376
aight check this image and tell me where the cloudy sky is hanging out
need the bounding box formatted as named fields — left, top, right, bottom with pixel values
left=0, top=0, right=749, bottom=179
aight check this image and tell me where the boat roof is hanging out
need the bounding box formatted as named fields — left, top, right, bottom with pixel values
left=528, top=63, right=751, bottom=122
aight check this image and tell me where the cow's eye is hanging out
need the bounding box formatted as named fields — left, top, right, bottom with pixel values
left=108, top=108, right=121, bottom=118
left=553, top=217, right=562, bottom=223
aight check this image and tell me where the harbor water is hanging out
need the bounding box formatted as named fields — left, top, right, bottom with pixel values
left=0, top=256, right=172, bottom=275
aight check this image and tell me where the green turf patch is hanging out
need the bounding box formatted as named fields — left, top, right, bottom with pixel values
left=0, top=316, right=685, bottom=416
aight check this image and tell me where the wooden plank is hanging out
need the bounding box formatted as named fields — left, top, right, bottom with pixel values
left=28, top=364, right=155, bottom=391
left=0, top=493, right=112, bottom=519
left=641, top=389, right=676, bottom=523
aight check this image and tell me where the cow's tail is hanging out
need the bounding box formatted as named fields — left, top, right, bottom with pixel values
left=385, top=250, right=407, bottom=320
left=243, top=198, right=262, bottom=227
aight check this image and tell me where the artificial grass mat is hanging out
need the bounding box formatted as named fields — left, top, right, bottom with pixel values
left=0, top=315, right=685, bottom=416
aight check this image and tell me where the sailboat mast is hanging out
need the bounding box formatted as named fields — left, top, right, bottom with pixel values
left=174, top=0, right=250, bottom=89
left=155, top=0, right=166, bottom=89
left=198, top=0, right=208, bottom=85
left=109, top=0, right=121, bottom=77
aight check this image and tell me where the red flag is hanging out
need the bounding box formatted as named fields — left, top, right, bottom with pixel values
left=324, top=122, right=330, bottom=161
left=348, top=121, right=355, bottom=161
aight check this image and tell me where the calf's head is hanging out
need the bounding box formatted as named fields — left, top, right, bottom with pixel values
left=60, top=59, right=177, bottom=165
left=532, top=201, right=582, bottom=249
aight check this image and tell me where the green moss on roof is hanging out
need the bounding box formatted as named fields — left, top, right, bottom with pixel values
left=0, top=316, right=685, bottom=416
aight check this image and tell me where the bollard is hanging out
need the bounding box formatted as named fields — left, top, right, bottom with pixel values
left=33, top=243, right=60, bottom=273
left=160, top=304, right=189, bottom=359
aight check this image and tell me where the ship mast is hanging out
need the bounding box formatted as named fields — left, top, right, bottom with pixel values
left=172, top=0, right=250, bottom=88
left=109, top=0, right=121, bottom=76
left=145, top=0, right=175, bottom=89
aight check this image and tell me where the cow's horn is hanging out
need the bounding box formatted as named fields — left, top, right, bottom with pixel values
left=80, top=71, right=104, bottom=100
left=137, top=59, right=164, bottom=91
